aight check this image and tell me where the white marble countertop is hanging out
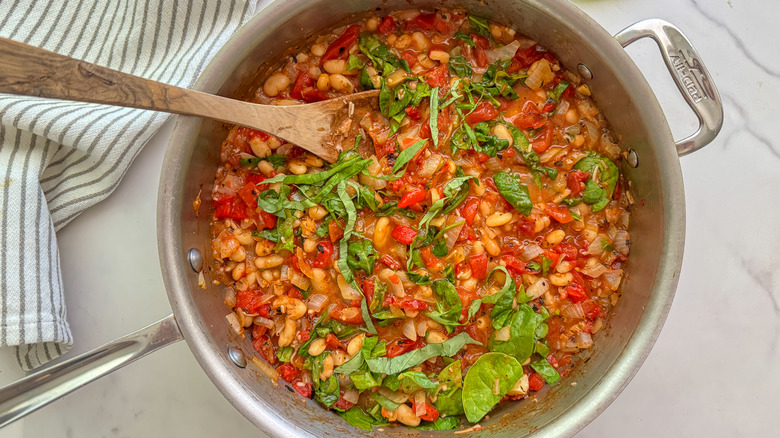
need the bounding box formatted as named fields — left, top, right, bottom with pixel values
left=2, top=0, right=778, bottom=436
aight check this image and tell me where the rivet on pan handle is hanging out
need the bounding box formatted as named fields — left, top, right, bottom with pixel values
left=0, top=315, right=183, bottom=427
left=614, top=19, right=724, bottom=156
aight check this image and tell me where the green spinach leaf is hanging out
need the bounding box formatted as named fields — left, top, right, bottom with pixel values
left=530, top=357, right=561, bottom=384
left=493, top=171, right=533, bottom=216
left=339, top=407, right=387, bottom=431
left=462, top=352, right=524, bottom=423
left=365, top=333, right=480, bottom=375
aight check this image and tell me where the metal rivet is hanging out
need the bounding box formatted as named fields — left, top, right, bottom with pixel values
left=625, top=148, right=639, bottom=168
left=228, top=347, right=247, bottom=368
left=188, top=248, right=203, bottom=272
left=577, top=63, right=593, bottom=80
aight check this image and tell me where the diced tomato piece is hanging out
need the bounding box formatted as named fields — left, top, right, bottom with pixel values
left=320, top=24, right=360, bottom=64
left=400, top=50, right=418, bottom=68
left=252, top=335, right=277, bottom=365
left=298, top=330, right=310, bottom=342
left=385, top=339, right=420, bottom=358
left=329, top=219, right=345, bottom=242
left=391, top=225, right=417, bottom=245
left=288, top=287, right=303, bottom=300
left=467, top=253, right=488, bottom=280
left=362, top=278, right=375, bottom=305
left=334, top=395, right=356, bottom=411
left=501, top=255, right=529, bottom=275
left=310, top=240, right=334, bottom=268
left=420, top=246, right=440, bottom=269
left=377, top=16, right=397, bottom=34
left=531, top=124, right=553, bottom=153
left=543, top=103, right=556, bottom=113
left=473, top=45, right=488, bottom=68
left=457, top=286, right=480, bottom=314
left=512, top=100, right=546, bottom=130
left=412, top=401, right=440, bottom=422
left=470, top=34, right=490, bottom=49
left=300, top=87, right=329, bottom=103
left=513, top=44, right=545, bottom=70
left=385, top=295, right=429, bottom=311
left=514, top=216, right=536, bottom=237
left=581, top=299, right=602, bottom=319
left=325, top=333, right=340, bottom=349
left=256, top=210, right=277, bottom=230
left=236, top=289, right=267, bottom=314
left=567, top=170, right=590, bottom=197
left=290, top=71, right=313, bottom=100
left=457, top=225, right=477, bottom=242
left=398, top=187, right=426, bottom=208
left=329, top=303, right=364, bottom=324
left=553, top=241, right=579, bottom=261
left=465, top=101, right=499, bottom=126
left=546, top=354, right=560, bottom=370
left=564, top=282, right=588, bottom=303
left=528, top=372, right=546, bottom=391
left=277, top=363, right=301, bottom=382
left=404, top=12, right=436, bottom=30
left=405, top=105, right=422, bottom=120
left=213, top=196, right=249, bottom=220
left=251, top=324, right=268, bottom=340
left=292, top=380, right=313, bottom=398
left=460, top=197, right=480, bottom=226
left=543, top=203, right=573, bottom=224
left=380, top=255, right=402, bottom=270
left=422, top=63, right=449, bottom=87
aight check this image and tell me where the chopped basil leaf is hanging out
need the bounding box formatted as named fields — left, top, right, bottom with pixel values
left=276, top=346, right=293, bottom=362
left=393, top=139, right=426, bottom=174
left=548, top=81, right=570, bottom=102
left=448, top=55, right=473, bottom=77
left=429, top=86, right=440, bottom=146
left=541, top=255, right=553, bottom=276
left=413, top=416, right=461, bottom=430
left=346, top=238, right=378, bottom=275
left=315, top=375, right=340, bottom=408
left=370, top=392, right=401, bottom=411
left=365, top=333, right=480, bottom=375
left=493, top=171, right=533, bottom=216
left=425, top=280, right=463, bottom=332
left=407, top=272, right=432, bottom=285
left=573, top=152, right=620, bottom=198
left=454, top=30, right=476, bottom=47
left=468, top=15, right=492, bottom=41
left=530, top=357, right=561, bottom=384
left=339, top=407, right=387, bottom=431
left=359, top=67, right=376, bottom=90
left=582, top=179, right=610, bottom=212
left=346, top=54, right=365, bottom=72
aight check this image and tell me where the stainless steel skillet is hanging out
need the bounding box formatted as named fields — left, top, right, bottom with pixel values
left=0, top=0, right=722, bottom=436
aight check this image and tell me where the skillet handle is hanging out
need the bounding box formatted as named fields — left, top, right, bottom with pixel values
left=0, top=315, right=183, bottom=427
left=614, top=19, right=724, bottom=156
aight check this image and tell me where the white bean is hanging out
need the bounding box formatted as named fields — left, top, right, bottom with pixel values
left=263, top=73, right=290, bottom=97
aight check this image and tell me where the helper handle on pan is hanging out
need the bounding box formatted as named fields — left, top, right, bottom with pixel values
left=0, top=315, right=183, bottom=427
left=614, top=19, right=724, bottom=156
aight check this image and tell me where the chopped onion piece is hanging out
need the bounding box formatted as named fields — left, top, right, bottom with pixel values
left=520, top=243, right=544, bottom=261
left=226, top=312, right=243, bottom=335
left=343, top=389, right=360, bottom=404
left=280, top=265, right=289, bottom=280
left=603, top=269, right=624, bottom=291
left=254, top=316, right=274, bottom=329
left=306, top=294, right=329, bottom=312
left=581, top=260, right=608, bottom=278
left=526, top=278, right=550, bottom=299
left=418, top=154, right=443, bottom=177
left=402, top=319, right=418, bottom=342
left=561, top=303, right=585, bottom=319
left=290, top=271, right=310, bottom=290
left=614, top=230, right=630, bottom=255
left=379, top=386, right=408, bottom=404
left=484, top=157, right=503, bottom=173
left=251, top=356, right=279, bottom=383
left=224, top=287, right=237, bottom=308
left=414, top=392, right=427, bottom=416
left=587, top=237, right=609, bottom=256
left=379, top=268, right=405, bottom=297
left=495, top=326, right=511, bottom=341
left=337, top=274, right=362, bottom=300
left=575, top=331, right=593, bottom=349
left=485, top=40, right=520, bottom=64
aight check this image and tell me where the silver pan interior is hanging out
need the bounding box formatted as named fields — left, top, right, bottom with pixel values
left=158, top=0, right=685, bottom=436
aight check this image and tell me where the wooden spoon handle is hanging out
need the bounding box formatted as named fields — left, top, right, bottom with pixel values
left=0, top=37, right=261, bottom=129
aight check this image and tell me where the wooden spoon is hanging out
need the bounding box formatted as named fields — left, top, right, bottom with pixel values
left=0, top=37, right=380, bottom=163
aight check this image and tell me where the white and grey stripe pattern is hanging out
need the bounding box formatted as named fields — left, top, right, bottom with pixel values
left=0, top=0, right=262, bottom=370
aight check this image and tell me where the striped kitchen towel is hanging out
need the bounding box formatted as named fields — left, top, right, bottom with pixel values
left=0, top=0, right=263, bottom=370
